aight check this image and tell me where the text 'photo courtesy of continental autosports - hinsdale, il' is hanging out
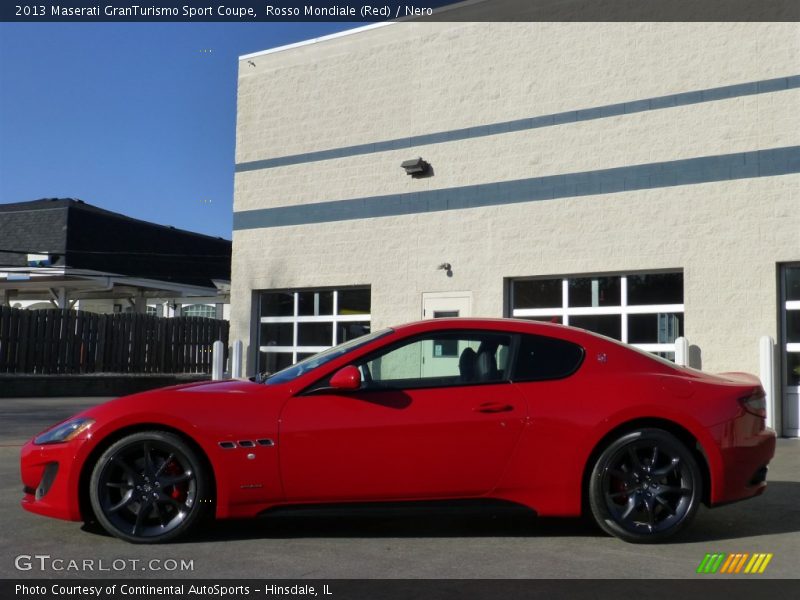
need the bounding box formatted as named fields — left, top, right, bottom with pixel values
left=21, top=318, right=776, bottom=544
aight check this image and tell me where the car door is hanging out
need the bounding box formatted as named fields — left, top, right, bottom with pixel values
left=278, top=330, right=527, bottom=502
left=496, top=332, right=588, bottom=506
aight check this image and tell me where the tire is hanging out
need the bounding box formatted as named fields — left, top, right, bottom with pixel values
left=89, top=431, right=211, bottom=543
left=588, top=428, right=702, bottom=543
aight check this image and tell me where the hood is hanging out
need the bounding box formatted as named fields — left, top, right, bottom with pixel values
left=74, top=378, right=271, bottom=423
left=171, top=378, right=266, bottom=394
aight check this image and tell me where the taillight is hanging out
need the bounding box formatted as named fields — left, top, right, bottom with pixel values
left=739, top=390, right=767, bottom=418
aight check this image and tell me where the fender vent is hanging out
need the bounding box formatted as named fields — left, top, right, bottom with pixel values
left=36, top=462, right=59, bottom=500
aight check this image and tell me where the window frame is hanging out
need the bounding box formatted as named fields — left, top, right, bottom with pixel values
left=782, top=265, right=800, bottom=388
left=257, top=286, right=371, bottom=370
left=181, top=303, right=217, bottom=318
left=306, top=329, right=517, bottom=394
left=509, top=271, right=684, bottom=359
left=509, top=333, right=586, bottom=383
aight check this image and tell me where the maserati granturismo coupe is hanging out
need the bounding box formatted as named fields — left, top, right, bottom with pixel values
left=21, top=318, right=775, bottom=543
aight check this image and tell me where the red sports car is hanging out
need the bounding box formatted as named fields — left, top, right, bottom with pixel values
left=20, top=318, right=775, bottom=543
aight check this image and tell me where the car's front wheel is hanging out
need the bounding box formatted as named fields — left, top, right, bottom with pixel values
left=588, top=428, right=702, bottom=543
left=89, top=431, right=211, bottom=543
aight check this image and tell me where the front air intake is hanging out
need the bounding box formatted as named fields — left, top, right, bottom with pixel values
left=35, top=462, right=59, bottom=500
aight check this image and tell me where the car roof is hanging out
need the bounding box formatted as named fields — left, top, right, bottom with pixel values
left=391, top=317, right=589, bottom=341
left=387, top=317, right=681, bottom=374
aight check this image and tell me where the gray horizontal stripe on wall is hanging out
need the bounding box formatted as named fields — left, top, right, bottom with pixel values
left=233, top=145, right=800, bottom=231
left=235, top=75, right=800, bottom=173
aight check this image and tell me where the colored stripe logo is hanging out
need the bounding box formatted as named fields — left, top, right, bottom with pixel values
left=696, top=553, right=773, bottom=574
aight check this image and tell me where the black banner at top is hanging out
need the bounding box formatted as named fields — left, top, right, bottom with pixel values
left=3, top=0, right=800, bottom=22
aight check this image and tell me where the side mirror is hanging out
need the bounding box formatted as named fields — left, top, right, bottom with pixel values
left=329, top=365, right=361, bottom=391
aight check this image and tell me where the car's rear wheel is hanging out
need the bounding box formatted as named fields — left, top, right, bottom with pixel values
left=588, top=428, right=702, bottom=543
left=89, top=431, right=210, bottom=543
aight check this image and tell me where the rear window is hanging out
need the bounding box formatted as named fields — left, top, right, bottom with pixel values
left=513, top=334, right=584, bottom=381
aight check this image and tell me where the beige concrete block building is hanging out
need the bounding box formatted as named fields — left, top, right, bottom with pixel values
left=231, top=22, right=800, bottom=436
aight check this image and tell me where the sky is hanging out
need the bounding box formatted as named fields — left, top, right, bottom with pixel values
left=0, top=22, right=359, bottom=240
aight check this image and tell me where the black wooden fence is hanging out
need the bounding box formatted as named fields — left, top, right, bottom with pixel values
left=0, top=306, right=229, bottom=374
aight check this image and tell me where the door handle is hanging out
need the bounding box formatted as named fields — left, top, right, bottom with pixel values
left=474, top=402, right=514, bottom=413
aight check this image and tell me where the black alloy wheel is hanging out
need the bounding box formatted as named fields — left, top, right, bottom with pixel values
left=89, top=431, right=211, bottom=543
left=588, top=428, right=702, bottom=543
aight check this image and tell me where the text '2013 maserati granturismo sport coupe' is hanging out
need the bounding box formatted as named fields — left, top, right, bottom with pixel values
left=21, top=318, right=776, bottom=543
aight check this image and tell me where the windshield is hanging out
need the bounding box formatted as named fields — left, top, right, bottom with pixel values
left=263, top=328, right=393, bottom=385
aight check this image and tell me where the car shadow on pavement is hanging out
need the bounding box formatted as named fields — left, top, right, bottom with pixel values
left=199, top=481, right=800, bottom=544
left=82, top=500, right=602, bottom=542
left=185, top=512, right=599, bottom=543
left=670, top=480, right=800, bottom=543
left=80, top=481, right=800, bottom=544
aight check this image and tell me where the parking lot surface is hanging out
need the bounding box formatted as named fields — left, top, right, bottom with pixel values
left=1, top=397, right=798, bottom=579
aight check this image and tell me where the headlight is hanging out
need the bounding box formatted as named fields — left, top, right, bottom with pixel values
left=33, top=417, right=95, bottom=445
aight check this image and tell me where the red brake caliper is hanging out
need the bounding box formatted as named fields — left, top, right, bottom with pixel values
left=163, top=461, right=187, bottom=502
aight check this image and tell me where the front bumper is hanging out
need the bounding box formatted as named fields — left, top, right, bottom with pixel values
left=20, top=439, right=86, bottom=521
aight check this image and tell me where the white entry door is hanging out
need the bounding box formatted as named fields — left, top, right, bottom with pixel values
left=421, top=292, right=473, bottom=378
left=422, top=291, right=472, bottom=320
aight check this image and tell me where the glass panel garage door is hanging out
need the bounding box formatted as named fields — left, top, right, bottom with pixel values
left=782, top=266, right=800, bottom=437
left=510, top=272, right=684, bottom=360
left=257, top=287, right=371, bottom=375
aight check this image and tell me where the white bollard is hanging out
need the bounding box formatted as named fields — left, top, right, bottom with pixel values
left=674, top=336, right=689, bottom=367
left=212, top=340, right=225, bottom=381
left=759, top=335, right=776, bottom=430
left=231, top=340, right=243, bottom=379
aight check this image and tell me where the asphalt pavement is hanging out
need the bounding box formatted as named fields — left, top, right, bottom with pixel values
left=1, top=397, right=798, bottom=579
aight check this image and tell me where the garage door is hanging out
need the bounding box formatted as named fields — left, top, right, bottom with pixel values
left=781, top=265, right=800, bottom=437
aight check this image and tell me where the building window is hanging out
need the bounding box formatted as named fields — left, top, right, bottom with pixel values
left=784, top=266, right=800, bottom=387
left=182, top=304, right=217, bottom=318
left=510, top=272, right=683, bottom=360
left=257, top=287, right=371, bottom=374
left=146, top=305, right=158, bottom=316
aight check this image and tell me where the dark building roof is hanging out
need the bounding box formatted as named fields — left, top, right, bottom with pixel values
left=0, top=198, right=231, bottom=288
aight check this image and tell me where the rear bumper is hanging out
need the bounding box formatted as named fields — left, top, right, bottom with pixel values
left=20, top=439, right=85, bottom=522
left=712, top=426, right=776, bottom=506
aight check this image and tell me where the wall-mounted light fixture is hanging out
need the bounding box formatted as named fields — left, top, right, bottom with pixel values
left=437, top=262, right=453, bottom=277
left=401, top=157, right=431, bottom=177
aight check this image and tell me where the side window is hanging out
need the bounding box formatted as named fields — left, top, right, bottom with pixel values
left=513, top=334, right=584, bottom=381
left=359, top=332, right=512, bottom=389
